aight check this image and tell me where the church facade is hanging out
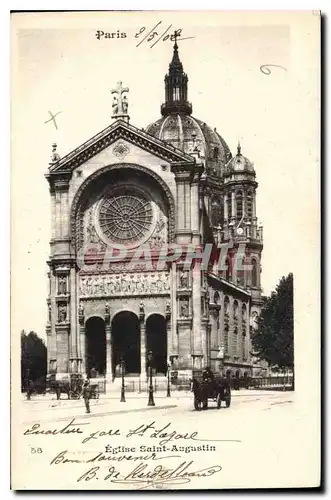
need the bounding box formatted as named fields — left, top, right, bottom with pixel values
left=45, top=40, right=264, bottom=384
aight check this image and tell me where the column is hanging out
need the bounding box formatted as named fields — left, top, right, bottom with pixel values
left=106, top=323, right=112, bottom=381
left=192, top=264, right=202, bottom=354
left=171, top=263, right=178, bottom=360
left=191, top=174, right=200, bottom=245
left=231, top=191, right=236, bottom=219
left=224, top=194, right=228, bottom=221
left=55, top=191, right=61, bottom=239
left=78, top=326, right=85, bottom=373
left=62, top=191, right=69, bottom=238
left=176, top=179, right=185, bottom=230
left=50, top=193, right=56, bottom=240
left=140, top=315, right=146, bottom=377
left=69, top=267, right=78, bottom=369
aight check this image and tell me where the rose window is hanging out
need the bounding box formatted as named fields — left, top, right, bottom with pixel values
left=97, top=187, right=153, bottom=245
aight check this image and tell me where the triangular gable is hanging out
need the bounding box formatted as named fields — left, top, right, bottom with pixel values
left=49, top=119, right=194, bottom=173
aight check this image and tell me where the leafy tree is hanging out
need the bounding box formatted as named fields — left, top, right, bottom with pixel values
left=21, top=331, right=47, bottom=391
left=252, top=273, right=294, bottom=373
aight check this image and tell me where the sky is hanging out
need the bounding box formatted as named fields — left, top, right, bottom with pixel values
left=11, top=11, right=320, bottom=340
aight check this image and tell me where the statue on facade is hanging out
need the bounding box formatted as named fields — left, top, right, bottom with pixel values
left=112, top=96, right=118, bottom=115
left=58, top=305, right=67, bottom=323
left=180, top=270, right=189, bottom=288
left=180, top=299, right=189, bottom=318
left=139, top=301, right=145, bottom=317
left=58, top=276, right=67, bottom=295
left=111, top=81, right=129, bottom=117
left=105, top=303, right=110, bottom=316
left=122, top=95, right=129, bottom=113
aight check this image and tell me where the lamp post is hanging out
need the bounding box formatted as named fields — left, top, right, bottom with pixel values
left=147, top=350, right=155, bottom=406
left=217, top=344, right=225, bottom=375
left=120, top=357, right=126, bottom=403
left=166, top=362, right=171, bottom=397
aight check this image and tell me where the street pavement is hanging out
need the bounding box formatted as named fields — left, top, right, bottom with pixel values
left=20, top=389, right=293, bottom=424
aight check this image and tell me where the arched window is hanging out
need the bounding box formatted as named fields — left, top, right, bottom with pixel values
left=225, top=258, right=231, bottom=281
left=226, top=194, right=232, bottom=219
left=224, top=296, right=230, bottom=316
left=251, top=259, right=258, bottom=287
left=236, top=191, right=243, bottom=219
left=173, top=87, right=180, bottom=101
left=246, top=191, right=253, bottom=218
left=213, top=147, right=219, bottom=159
left=233, top=300, right=239, bottom=319
left=242, top=303, right=247, bottom=321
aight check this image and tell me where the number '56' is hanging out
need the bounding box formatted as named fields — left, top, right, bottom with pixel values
left=30, top=447, right=43, bottom=454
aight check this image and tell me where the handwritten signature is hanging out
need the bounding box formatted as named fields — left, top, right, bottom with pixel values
left=77, top=461, right=222, bottom=489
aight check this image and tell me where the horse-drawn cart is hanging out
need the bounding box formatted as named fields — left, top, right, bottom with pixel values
left=192, top=372, right=231, bottom=410
left=47, top=373, right=82, bottom=400
left=46, top=373, right=100, bottom=400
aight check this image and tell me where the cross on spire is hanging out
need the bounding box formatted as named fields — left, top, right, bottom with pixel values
left=111, top=81, right=129, bottom=121
left=172, top=29, right=181, bottom=49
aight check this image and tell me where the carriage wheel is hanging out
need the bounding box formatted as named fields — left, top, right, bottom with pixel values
left=216, top=393, right=222, bottom=409
left=194, top=398, right=203, bottom=411
left=202, top=399, right=208, bottom=410
left=225, top=390, right=231, bottom=408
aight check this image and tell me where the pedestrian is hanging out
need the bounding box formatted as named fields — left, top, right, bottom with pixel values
left=26, top=379, right=34, bottom=401
left=82, top=378, right=91, bottom=413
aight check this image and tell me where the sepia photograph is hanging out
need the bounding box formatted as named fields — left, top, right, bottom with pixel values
left=10, top=10, right=320, bottom=490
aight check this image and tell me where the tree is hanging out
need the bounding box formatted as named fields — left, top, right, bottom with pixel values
left=252, top=273, right=294, bottom=372
left=21, top=331, right=47, bottom=391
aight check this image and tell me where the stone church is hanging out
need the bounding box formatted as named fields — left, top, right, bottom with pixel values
left=45, top=40, right=264, bottom=386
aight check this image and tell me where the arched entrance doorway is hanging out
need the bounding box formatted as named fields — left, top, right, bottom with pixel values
left=146, top=314, right=167, bottom=375
left=85, top=317, right=106, bottom=377
left=112, top=311, right=140, bottom=376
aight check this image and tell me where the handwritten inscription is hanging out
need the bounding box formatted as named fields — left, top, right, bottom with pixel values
left=24, top=418, right=239, bottom=488
left=23, top=418, right=240, bottom=446
left=95, top=24, right=195, bottom=49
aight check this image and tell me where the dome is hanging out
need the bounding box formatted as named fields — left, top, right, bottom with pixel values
left=224, top=143, right=255, bottom=176
left=146, top=115, right=232, bottom=175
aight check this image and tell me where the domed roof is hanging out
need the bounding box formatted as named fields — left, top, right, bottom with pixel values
left=146, top=115, right=232, bottom=175
left=224, top=143, right=255, bottom=176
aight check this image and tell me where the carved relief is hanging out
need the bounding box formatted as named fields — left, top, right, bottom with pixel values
left=79, top=272, right=170, bottom=297
left=78, top=302, right=84, bottom=325
left=112, top=141, right=130, bottom=159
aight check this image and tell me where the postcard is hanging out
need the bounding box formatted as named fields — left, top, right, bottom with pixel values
left=11, top=10, right=320, bottom=490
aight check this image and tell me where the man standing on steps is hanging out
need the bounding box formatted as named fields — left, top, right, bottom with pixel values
left=82, top=378, right=91, bottom=414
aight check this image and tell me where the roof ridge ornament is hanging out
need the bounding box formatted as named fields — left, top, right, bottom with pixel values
left=50, top=143, right=61, bottom=164
left=111, top=81, right=130, bottom=123
left=237, top=140, right=242, bottom=156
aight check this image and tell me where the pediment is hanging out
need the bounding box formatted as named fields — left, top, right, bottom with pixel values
left=48, top=119, right=194, bottom=174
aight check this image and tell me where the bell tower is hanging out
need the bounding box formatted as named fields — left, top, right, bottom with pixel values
left=161, top=33, right=192, bottom=116
left=222, top=142, right=263, bottom=296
